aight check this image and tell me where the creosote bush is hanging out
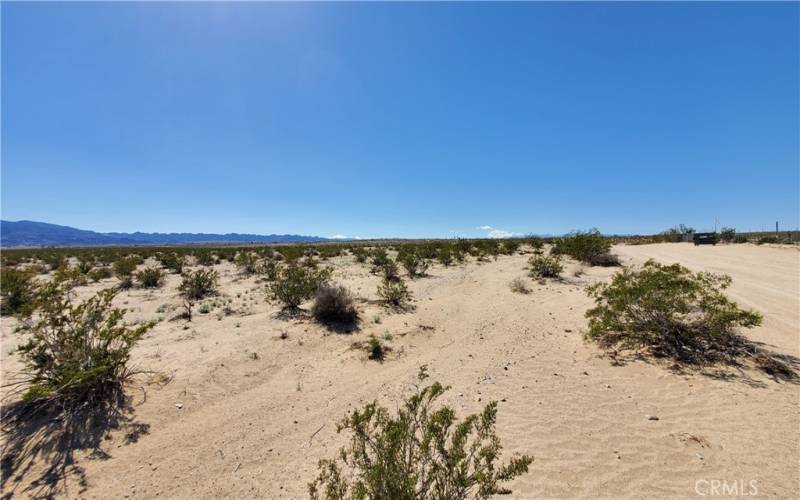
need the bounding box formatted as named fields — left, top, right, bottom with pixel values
left=378, top=276, right=412, bottom=310
left=1, top=268, right=37, bottom=316
left=88, top=266, right=113, bottom=282
left=312, top=282, right=358, bottom=325
left=136, top=267, right=164, bottom=288
left=528, top=255, right=563, bottom=279
left=552, top=229, right=613, bottom=265
left=113, top=257, right=138, bottom=289
left=587, top=252, right=621, bottom=267
left=179, top=269, right=219, bottom=300
left=158, top=252, right=184, bottom=274
left=584, top=260, right=792, bottom=375
left=309, top=366, right=533, bottom=500
left=399, top=250, right=429, bottom=278
left=12, top=282, right=154, bottom=406
left=268, top=265, right=332, bottom=309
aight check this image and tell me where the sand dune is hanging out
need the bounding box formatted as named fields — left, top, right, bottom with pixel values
left=2, top=243, right=798, bottom=498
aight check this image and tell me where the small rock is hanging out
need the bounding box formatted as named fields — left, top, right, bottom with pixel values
left=647, top=415, right=659, bottom=421
left=175, top=403, right=183, bottom=409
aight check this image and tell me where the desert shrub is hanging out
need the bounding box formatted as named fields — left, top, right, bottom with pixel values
left=719, top=227, right=736, bottom=242
left=158, top=252, right=184, bottom=274
left=528, top=255, right=563, bottom=279
left=88, top=266, right=113, bottom=282
left=552, top=229, right=612, bottom=264
left=235, top=251, right=260, bottom=275
left=733, top=235, right=748, bottom=244
left=351, top=247, right=369, bottom=264
left=53, top=266, right=88, bottom=287
left=380, top=259, right=400, bottom=281
left=437, top=246, right=454, bottom=266
left=585, top=260, right=778, bottom=369
left=378, top=276, right=412, bottom=310
left=179, top=269, right=219, bottom=300
left=113, top=257, right=138, bottom=288
left=268, top=265, right=332, bottom=309
left=502, top=240, right=521, bottom=255
left=309, top=367, right=533, bottom=500
left=370, top=248, right=391, bottom=271
left=399, top=251, right=429, bottom=278
left=12, top=282, right=154, bottom=406
left=529, top=238, right=544, bottom=255
left=509, top=277, right=530, bottom=294
left=43, top=254, right=67, bottom=272
left=1, top=268, right=37, bottom=316
left=194, top=250, right=216, bottom=266
left=312, top=282, right=358, bottom=324
left=588, top=252, right=621, bottom=267
left=367, top=334, right=387, bottom=361
left=76, top=260, right=94, bottom=275
left=136, top=267, right=164, bottom=288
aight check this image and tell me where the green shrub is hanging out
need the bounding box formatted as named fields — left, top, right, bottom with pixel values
left=370, top=248, right=391, bottom=271
left=719, top=227, right=736, bottom=242
left=528, top=255, right=563, bottom=279
left=158, top=252, right=184, bottom=274
left=733, top=235, right=748, bottom=244
left=352, top=247, right=368, bottom=264
left=309, top=367, right=533, bottom=499
left=399, top=251, right=429, bottom=278
left=378, top=276, right=412, bottom=309
left=113, top=257, right=138, bottom=289
left=312, top=282, right=358, bottom=324
left=88, top=266, right=113, bottom=282
left=179, top=269, right=219, bottom=300
left=235, top=251, right=260, bottom=275
left=53, top=266, right=88, bottom=287
left=136, top=267, right=164, bottom=288
left=367, top=334, right=387, bottom=361
left=268, top=265, right=332, bottom=309
left=552, top=229, right=612, bottom=264
left=14, top=282, right=154, bottom=405
left=1, top=268, right=37, bottom=316
left=585, top=260, right=772, bottom=368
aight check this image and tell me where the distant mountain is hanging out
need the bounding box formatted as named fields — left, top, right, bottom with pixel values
left=0, top=220, right=331, bottom=247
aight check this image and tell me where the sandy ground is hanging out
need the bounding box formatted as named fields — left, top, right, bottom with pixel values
left=1, top=242, right=798, bottom=499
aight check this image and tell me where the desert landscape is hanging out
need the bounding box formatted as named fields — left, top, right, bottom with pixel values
left=1, top=239, right=797, bottom=499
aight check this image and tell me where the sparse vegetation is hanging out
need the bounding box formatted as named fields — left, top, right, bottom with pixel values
left=308, top=367, right=533, bottom=499
left=378, top=276, right=412, bottom=310
left=136, top=267, right=164, bottom=288
left=509, top=277, right=530, bottom=294
left=268, top=265, right=332, bottom=309
left=113, top=256, right=138, bottom=289
left=10, top=282, right=154, bottom=406
left=1, top=268, right=37, bottom=316
left=158, top=252, right=184, bottom=274
left=312, top=282, right=358, bottom=325
left=398, top=249, right=429, bottom=278
left=179, top=269, right=219, bottom=300
left=584, top=260, right=792, bottom=376
left=528, top=255, right=563, bottom=279
left=551, top=229, right=614, bottom=265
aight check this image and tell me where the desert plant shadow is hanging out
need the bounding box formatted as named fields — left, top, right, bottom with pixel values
left=0, top=394, right=148, bottom=500
left=319, top=316, right=360, bottom=334
left=598, top=343, right=799, bottom=387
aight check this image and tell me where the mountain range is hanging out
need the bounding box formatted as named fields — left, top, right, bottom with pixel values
left=0, top=220, right=331, bottom=247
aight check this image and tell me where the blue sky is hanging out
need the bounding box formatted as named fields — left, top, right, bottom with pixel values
left=2, top=2, right=798, bottom=238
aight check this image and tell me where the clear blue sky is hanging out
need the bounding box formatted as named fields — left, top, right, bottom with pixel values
left=2, top=2, right=798, bottom=238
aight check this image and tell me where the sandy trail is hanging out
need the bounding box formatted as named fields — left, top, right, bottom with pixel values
left=1, top=243, right=798, bottom=499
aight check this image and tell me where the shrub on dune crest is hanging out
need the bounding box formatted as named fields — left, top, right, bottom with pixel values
left=528, top=255, right=563, bottom=279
